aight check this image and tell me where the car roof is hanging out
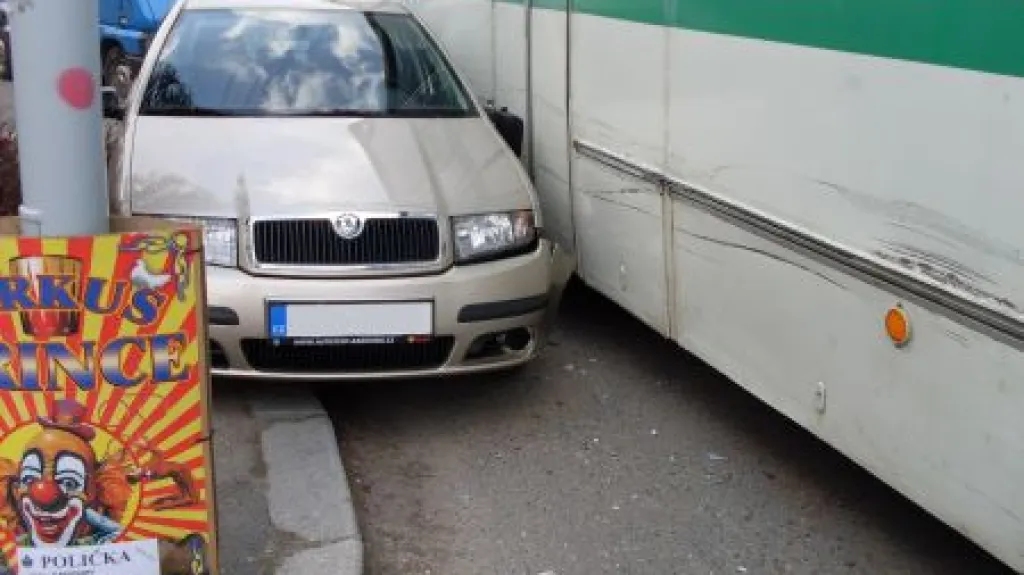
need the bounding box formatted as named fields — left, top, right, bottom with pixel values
left=182, top=0, right=411, bottom=14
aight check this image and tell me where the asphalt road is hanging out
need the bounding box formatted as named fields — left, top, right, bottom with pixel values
left=324, top=280, right=1014, bottom=575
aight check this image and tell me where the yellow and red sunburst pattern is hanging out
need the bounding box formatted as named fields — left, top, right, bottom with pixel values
left=0, top=226, right=216, bottom=574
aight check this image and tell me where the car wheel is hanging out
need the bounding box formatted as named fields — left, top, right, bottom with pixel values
left=184, top=534, right=209, bottom=575
left=102, top=44, right=133, bottom=101
left=0, top=35, right=10, bottom=81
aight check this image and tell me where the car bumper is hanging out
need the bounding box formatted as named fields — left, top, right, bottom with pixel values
left=205, top=239, right=570, bottom=380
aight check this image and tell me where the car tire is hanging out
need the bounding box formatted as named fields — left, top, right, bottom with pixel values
left=0, top=34, right=11, bottom=81
left=102, top=43, right=132, bottom=101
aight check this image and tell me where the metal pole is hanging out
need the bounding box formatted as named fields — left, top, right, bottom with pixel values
left=9, top=0, right=109, bottom=236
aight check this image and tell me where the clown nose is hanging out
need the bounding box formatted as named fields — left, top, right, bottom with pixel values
left=29, top=480, right=65, bottom=511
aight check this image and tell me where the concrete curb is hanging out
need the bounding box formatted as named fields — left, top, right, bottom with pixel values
left=249, top=392, right=363, bottom=575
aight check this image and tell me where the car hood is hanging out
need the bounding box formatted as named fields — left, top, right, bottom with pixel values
left=126, top=115, right=534, bottom=220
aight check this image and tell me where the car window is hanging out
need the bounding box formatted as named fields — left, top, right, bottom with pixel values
left=138, top=8, right=476, bottom=117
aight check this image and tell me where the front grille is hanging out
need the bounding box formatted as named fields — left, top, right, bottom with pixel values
left=241, top=337, right=455, bottom=373
left=252, top=217, right=440, bottom=266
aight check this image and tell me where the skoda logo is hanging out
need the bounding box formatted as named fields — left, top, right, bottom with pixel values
left=333, top=213, right=364, bottom=239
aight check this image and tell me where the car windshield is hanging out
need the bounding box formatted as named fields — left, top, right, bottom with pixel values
left=138, top=8, right=476, bottom=117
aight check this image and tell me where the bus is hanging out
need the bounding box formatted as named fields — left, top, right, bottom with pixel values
left=408, top=0, right=1024, bottom=570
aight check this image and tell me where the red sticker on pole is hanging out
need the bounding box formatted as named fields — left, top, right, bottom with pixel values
left=56, top=68, right=95, bottom=110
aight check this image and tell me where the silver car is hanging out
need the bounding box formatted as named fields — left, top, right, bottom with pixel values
left=104, top=0, right=571, bottom=380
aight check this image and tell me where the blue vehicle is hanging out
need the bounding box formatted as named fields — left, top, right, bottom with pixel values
left=99, top=0, right=173, bottom=97
left=0, top=0, right=170, bottom=87
left=0, top=1, right=10, bottom=81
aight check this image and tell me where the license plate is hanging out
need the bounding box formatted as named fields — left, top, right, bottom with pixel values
left=267, top=301, right=433, bottom=341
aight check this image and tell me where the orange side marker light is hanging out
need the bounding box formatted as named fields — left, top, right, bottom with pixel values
left=884, top=304, right=911, bottom=348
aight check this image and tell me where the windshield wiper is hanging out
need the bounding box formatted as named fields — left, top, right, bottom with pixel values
left=140, top=106, right=237, bottom=117
left=272, top=109, right=390, bottom=118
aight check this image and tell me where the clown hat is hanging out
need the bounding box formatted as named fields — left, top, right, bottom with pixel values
left=37, top=399, right=96, bottom=442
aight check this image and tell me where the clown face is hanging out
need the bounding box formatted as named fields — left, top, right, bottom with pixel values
left=13, top=428, right=96, bottom=547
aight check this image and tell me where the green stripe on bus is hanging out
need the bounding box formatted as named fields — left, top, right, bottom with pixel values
left=533, top=0, right=567, bottom=9
left=495, top=0, right=1024, bottom=79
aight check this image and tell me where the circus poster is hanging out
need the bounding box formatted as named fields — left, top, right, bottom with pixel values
left=0, top=220, right=217, bottom=575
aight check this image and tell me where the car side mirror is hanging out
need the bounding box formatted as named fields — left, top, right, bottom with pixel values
left=486, top=105, right=524, bottom=158
left=101, top=86, right=124, bottom=121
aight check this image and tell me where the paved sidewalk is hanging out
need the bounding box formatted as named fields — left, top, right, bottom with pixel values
left=213, top=384, right=362, bottom=575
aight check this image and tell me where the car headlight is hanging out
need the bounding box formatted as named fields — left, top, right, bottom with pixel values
left=160, top=216, right=237, bottom=267
left=452, top=210, right=537, bottom=263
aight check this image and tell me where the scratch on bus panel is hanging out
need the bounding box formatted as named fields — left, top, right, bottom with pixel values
left=575, top=115, right=664, bottom=164
left=958, top=475, right=1024, bottom=526
left=944, top=330, right=970, bottom=349
left=808, top=178, right=1023, bottom=267
left=873, top=244, right=1020, bottom=314
left=678, top=228, right=847, bottom=290
left=583, top=187, right=650, bottom=196
left=877, top=240, right=994, bottom=285
left=581, top=188, right=659, bottom=217
left=697, top=165, right=1022, bottom=268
